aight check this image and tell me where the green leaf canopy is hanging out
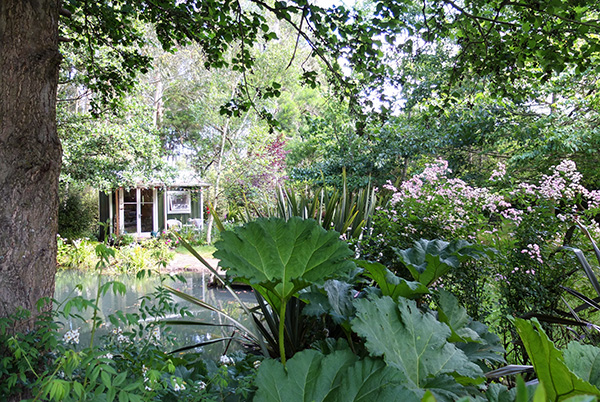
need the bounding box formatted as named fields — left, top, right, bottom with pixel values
left=214, top=217, right=355, bottom=302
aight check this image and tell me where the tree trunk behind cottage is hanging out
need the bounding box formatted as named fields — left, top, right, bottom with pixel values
left=0, top=0, right=62, bottom=326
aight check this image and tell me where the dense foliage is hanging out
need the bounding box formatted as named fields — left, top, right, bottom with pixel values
left=10, top=215, right=600, bottom=401
left=7, top=0, right=600, bottom=400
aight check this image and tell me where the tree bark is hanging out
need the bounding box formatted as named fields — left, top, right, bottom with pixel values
left=0, top=0, right=62, bottom=326
left=206, top=122, right=229, bottom=244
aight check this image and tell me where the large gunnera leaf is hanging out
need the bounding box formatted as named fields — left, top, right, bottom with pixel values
left=253, top=348, right=413, bottom=402
left=563, top=342, right=600, bottom=388
left=436, top=290, right=505, bottom=368
left=302, top=280, right=356, bottom=325
left=352, top=296, right=483, bottom=400
left=357, top=260, right=429, bottom=300
left=436, top=289, right=481, bottom=343
left=214, top=217, right=355, bottom=301
left=394, top=239, right=486, bottom=287
left=513, top=317, right=600, bottom=401
left=456, top=320, right=506, bottom=367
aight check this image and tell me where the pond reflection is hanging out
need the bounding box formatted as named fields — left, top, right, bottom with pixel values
left=54, top=270, right=256, bottom=358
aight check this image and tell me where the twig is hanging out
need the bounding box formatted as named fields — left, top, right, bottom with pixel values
left=286, top=6, right=308, bottom=70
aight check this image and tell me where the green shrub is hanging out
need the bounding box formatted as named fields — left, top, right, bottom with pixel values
left=115, top=238, right=174, bottom=273
left=58, top=182, right=98, bottom=240
left=57, top=236, right=98, bottom=270
left=57, top=237, right=174, bottom=273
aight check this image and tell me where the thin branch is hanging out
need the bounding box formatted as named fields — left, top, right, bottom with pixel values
left=235, top=0, right=264, bottom=120
left=422, top=0, right=431, bottom=41
left=484, top=2, right=509, bottom=38
left=506, top=2, right=600, bottom=30
left=443, top=0, right=517, bottom=27
left=59, top=8, right=72, bottom=17
left=285, top=5, right=308, bottom=70
left=250, top=0, right=346, bottom=85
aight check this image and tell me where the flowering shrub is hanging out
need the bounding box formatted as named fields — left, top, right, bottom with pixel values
left=359, top=159, right=508, bottom=281
left=381, top=159, right=507, bottom=243
left=359, top=159, right=600, bottom=358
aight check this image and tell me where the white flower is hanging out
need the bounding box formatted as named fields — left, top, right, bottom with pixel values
left=63, top=329, right=80, bottom=345
left=197, top=381, right=207, bottom=390
left=102, top=353, right=113, bottom=359
left=489, top=162, right=506, bottom=181
left=142, top=365, right=152, bottom=391
left=113, top=327, right=130, bottom=343
left=172, top=379, right=186, bottom=391
left=253, top=360, right=261, bottom=369
left=148, top=326, right=161, bottom=345
left=219, top=355, right=234, bottom=365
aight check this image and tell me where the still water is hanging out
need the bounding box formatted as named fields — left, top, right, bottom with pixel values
left=54, top=270, right=256, bottom=357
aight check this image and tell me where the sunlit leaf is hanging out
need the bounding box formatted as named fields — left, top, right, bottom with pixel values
left=513, top=317, right=600, bottom=401
left=215, top=217, right=355, bottom=302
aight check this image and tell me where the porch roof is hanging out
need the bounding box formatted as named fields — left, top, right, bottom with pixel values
left=131, top=171, right=210, bottom=189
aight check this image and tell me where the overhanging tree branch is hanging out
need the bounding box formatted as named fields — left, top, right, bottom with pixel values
left=505, top=2, right=600, bottom=30
left=442, top=0, right=517, bottom=27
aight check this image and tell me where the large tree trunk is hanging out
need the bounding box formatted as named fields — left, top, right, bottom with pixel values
left=0, top=1, right=61, bottom=327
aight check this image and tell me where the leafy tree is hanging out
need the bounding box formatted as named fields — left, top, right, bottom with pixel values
left=157, top=22, right=324, bottom=234
left=58, top=88, right=169, bottom=191
left=57, top=182, right=98, bottom=240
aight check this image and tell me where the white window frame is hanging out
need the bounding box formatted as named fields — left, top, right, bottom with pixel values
left=167, top=190, right=192, bottom=214
left=118, top=187, right=158, bottom=235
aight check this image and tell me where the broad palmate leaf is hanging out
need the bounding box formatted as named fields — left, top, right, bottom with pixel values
left=352, top=296, right=483, bottom=399
left=456, top=319, right=506, bottom=367
left=394, top=239, right=485, bottom=287
left=563, top=342, right=600, bottom=388
left=253, top=348, right=415, bottom=402
left=214, top=217, right=355, bottom=301
left=513, top=317, right=600, bottom=401
left=358, top=260, right=429, bottom=300
left=302, top=280, right=356, bottom=325
left=436, top=291, right=505, bottom=371
left=436, top=289, right=482, bottom=343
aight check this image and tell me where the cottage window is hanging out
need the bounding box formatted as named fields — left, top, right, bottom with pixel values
left=167, top=191, right=191, bottom=214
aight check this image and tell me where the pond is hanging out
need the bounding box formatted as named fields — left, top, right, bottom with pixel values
left=54, top=270, right=256, bottom=359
